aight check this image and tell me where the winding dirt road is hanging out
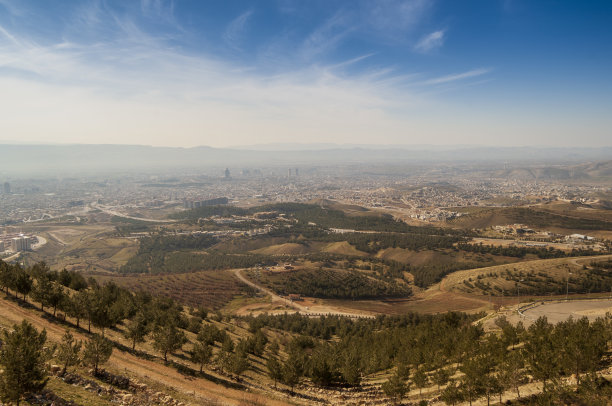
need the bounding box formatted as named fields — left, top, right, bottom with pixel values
left=232, top=269, right=376, bottom=319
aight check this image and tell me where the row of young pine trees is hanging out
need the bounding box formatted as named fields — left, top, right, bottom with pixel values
left=0, top=259, right=611, bottom=405
left=0, top=260, right=264, bottom=405
left=378, top=315, right=611, bottom=405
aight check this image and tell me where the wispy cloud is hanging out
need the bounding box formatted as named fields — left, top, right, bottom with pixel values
left=0, top=20, right=423, bottom=146
left=364, top=0, right=433, bottom=39
left=300, top=11, right=353, bottom=60
left=223, top=10, right=253, bottom=50
left=414, top=30, right=445, bottom=52
left=327, top=53, right=375, bottom=70
left=422, top=68, right=491, bottom=85
left=0, top=3, right=496, bottom=147
left=0, top=23, right=21, bottom=46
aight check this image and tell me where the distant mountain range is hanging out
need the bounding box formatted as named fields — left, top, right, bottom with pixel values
left=0, top=144, right=611, bottom=176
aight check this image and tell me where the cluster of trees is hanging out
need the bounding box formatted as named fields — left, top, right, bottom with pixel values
left=120, top=233, right=220, bottom=273
left=248, top=311, right=611, bottom=404
left=0, top=321, right=113, bottom=405
left=1, top=260, right=193, bottom=348
left=245, top=312, right=483, bottom=388
left=262, top=268, right=412, bottom=299
left=121, top=250, right=275, bottom=274
left=499, top=207, right=612, bottom=231
left=457, top=242, right=599, bottom=259
left=136, top=233, right=219, bottom=254
left=433, top=316, right=610, bottom=405
left=590, top=258, right=612, bottom=271
left=169, top=204, right=247, bottom=220
left=481, top=268, right=612, bottom=296
left=410, top=261, right=485, bottom=288
left=313, top=231, right=463, bottom=253
left=1, top=257, right=610, bottom=404
left=0, top=259, right=261, bottom=381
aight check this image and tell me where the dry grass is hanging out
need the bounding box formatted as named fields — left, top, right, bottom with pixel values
left=439, top=254, right=612, bottom=295
left=320, top=241, right=368, bottom=256
left=93, top=269, right=249, bottom=309
left=252, top=242, right=313, bottom=255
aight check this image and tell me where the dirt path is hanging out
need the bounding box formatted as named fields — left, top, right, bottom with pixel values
left=48, top=232, right=68, bottom=246
left=568, top=254, right=612, bottom=268
left=233, top=269, right=307, bottom=311
left=232, top=269, right=376, bottom=319
left=0, top=295, right=291, bottom=406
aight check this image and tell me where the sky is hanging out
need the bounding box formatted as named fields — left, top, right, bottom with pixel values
left=0, top=0, right=611, bottom=148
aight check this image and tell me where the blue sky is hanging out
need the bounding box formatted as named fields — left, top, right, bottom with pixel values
left=0, top=0, right=610, bottom=147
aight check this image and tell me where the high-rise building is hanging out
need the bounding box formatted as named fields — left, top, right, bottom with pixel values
left=11, top=235, right=31, bottom=252
left=2, top=182, right=10, bottom=194
left=224, top=168, right=230, bottom=179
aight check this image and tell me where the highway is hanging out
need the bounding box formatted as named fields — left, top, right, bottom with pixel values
left=90, top=203, right=175, bottom=223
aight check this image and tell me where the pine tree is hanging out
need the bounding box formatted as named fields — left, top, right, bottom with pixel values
left=66, top=290, right=88, bottom=329
left=0, top=320, right=50, bottom=405
left=82, top=334, right=113, bottom=374
left=282, top=355, right=303, bottom=394
left=498, top=350, right=524, bottom=400
left=266, top=356, right=283, bottom=388
left=523, top=317, right=560, bottom=392
left=433, top=367, right=451, bottom=391
left=227, top=351, right=249, bottom=378
left=124, top=313, right=149, bottom=351
left=152, top=323, right=187, bottom=363
left=440, top=379, right=463, bottom=406
left=197, top=323, right=221, bottom=345
left=15, top=267, right=32, bottom=301
left=382, top=372, right=408, bottom=405
left=413, top=367, right=429, bottom=398
left=191, top=341, right=212, bottom=373
left=31, top=273, right=53, bottom=311
left=47, top=283, right=66, bottom=317
left=57, top=330, right=82, bottom=375
left=557, top=317, right=607, bottom=386
left=0, top=261, right=16, bottom=294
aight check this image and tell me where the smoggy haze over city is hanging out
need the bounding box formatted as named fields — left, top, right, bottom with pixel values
left=0, top=0, right=611, bottom=148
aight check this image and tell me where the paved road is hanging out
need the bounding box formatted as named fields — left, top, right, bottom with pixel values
left=232, top=269, right=375, bottom=319
left=2, top=252, right=20, bottom=262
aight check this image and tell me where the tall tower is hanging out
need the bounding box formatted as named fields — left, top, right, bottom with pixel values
left=2, top=182, right=10, bottom=194
left=224, top=168, right=230, bottom=179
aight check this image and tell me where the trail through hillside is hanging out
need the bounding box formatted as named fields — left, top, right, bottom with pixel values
left=232, top=268, right=376, bottom=318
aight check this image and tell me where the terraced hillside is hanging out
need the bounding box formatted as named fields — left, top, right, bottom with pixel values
left=438, top=254, right=612, bottom=297
left=94, top=270, right=252, bottom=309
